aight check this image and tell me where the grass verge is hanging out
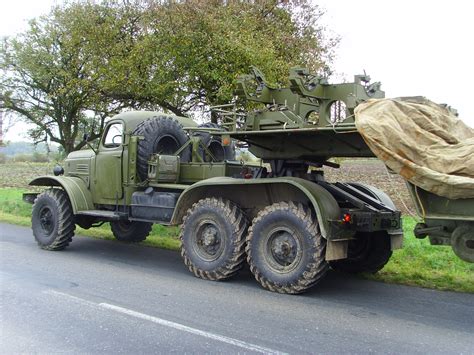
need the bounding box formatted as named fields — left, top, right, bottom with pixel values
left=1, top=187, right=472, bottom=293
left=367, top=217, right=474, bottom=293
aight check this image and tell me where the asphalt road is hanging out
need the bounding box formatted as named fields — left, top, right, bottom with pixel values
left=1, top=223, right=473, bottom=354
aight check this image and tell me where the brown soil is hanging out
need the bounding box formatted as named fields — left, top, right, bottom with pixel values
left=323, top=159, right=415, bottom=215
left=1, top=160, right=415, bottom=214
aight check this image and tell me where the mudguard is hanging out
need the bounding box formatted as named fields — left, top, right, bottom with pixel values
left=171, top=176, right=341, bottom=239
left=28, top=176, right=94, bottom=214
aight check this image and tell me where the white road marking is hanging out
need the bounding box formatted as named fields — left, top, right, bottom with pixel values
left=44, top=289, right=97, bottom=307
left=43, top=290, right=285, bottom=354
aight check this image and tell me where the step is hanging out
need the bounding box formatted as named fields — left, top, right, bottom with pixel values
left=76, top=210, right=127, bottom=220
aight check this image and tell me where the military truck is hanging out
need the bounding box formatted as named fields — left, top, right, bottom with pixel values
left=23, top=67, right=403, bottom=294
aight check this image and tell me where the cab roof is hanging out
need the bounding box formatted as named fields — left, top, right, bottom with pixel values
left=108, top=111, right=198, bottom=133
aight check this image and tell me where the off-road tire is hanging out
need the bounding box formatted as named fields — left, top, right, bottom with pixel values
left=329, top=231, right=392, bottom=274
left=180, top=197, right=248, bottom=280
left=194, top=122, right=235, bottom=162
left=246, top=202, right=328, bottom=294
left=133, top=116, right=191, bottom=181
left=110, top=220, right=152, bottom=243
left=31, top=189, right=75, bottom=251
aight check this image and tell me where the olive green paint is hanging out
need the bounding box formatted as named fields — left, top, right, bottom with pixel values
left=28, top=176, right=94, bottom=213
left=171, top=176, right=343, bottom=239
left=26, top=68, right=395, bottom=244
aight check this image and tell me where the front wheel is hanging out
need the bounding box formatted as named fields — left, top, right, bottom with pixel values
left=32, top=189, right=75, bottom=250
left=110, top=220, right=152, bottom=243
left=180, top=198, right=248, bottom=280
left=329, top=232, right=392, bottom=274
left=246, top=202, right=328, bottom=294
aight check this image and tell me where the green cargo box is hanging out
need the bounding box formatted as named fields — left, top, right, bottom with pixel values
left=407, top=182, right=474, bottom=263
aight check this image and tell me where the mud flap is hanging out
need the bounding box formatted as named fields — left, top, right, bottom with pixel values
left=390, top=233, right=404, bottom=250
left=326, top=240, right=349, bottom=261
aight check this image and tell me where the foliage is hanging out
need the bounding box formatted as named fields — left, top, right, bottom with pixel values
left=0, top=152, right=6, bottom=164
left=118, top=0, right=337, bottom=116
left=0, top=3, right=131, bottom=153
left=0, top=0, right=336, bottom=153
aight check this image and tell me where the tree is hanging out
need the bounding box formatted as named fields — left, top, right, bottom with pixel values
left=0, top=3, right=130, bottom=153
left=101, top=0, right=337, bottom=116
left=0, top=0, right=336, bottom=153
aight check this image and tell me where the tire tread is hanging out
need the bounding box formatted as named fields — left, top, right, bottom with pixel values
left=180, top=197, right=248, bottom=281
left=32, top=189, right=75, bottom=251
left=246, top=201, right=328, bottom=294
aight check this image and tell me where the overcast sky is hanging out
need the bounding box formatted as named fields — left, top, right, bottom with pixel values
left=317, top=0, right=474, bottom=127
left=2, top=0, right=473, bottom=141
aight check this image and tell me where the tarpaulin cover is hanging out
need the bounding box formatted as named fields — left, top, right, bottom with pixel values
left=354, top=97, right=474, bottom=199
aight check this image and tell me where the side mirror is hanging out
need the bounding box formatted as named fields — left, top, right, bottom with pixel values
left=82, top=133, right=97, bottom=154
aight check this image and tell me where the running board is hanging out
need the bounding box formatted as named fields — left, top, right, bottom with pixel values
left=75, top=210, right=128, bottom=221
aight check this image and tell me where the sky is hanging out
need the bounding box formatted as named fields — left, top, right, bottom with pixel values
left=317, top=0, right=474, bottom=127
left=1, top=0, right=473, bottom=141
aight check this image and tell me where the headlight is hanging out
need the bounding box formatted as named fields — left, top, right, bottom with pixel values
left=53, top=165, right=64, bottom=176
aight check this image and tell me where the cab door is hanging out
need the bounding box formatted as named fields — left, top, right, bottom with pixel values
left=94, top=121, right=124, bottom=203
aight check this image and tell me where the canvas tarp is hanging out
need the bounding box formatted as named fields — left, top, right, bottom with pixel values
left=354, top=97, right=474, bottom=199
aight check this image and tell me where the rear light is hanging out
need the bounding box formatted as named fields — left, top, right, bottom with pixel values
left=342, top=213, right=352, bottom=223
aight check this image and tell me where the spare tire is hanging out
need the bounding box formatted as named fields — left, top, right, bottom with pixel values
left=194, top=122, right=235, bottom=162
left=133, top=116, right=191, bottom=181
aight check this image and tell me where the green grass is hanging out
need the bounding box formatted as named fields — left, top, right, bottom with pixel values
left=0, top=187, right=472, bottom=293
left=367, top=217, right=474, bottom=293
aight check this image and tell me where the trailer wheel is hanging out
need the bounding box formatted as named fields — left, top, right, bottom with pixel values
left=329, top=231, right=392, bottom=274
left=194, top=122, right=235, bottom=162
left=246, top=202, right=328, bottom=294
left=451, top=225, right=474, bottom=263
left=180, top=198, right=248, bottom=280
left=133, top=116, right=191, bottom=181
left=110, top=220, right=152, bottom=243
left=31, top=189, right=75, bottom=251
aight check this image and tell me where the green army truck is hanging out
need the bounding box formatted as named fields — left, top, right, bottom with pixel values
left=23, top=67, right=403, bottom=294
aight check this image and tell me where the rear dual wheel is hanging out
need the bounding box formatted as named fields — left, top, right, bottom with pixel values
left=246, top=202, right=328, bottom=294
left=180, top=199, right=328, bottom=294
left=180, top=198, right=248, bottom=280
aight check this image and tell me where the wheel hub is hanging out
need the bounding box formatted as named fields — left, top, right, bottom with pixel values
left=202, top=227, right=218, bottom=247
left=194, top=222, right=223, bottom=261
left=269, top=231, right=298, bottom=267
left=39, top=207, right=53, bottom=233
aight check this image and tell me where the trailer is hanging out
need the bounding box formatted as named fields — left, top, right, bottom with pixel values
left=408, top=182, right=474, bottom=262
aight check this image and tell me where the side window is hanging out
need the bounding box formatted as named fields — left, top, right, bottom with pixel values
left=103, top=122, right=123, bottom=148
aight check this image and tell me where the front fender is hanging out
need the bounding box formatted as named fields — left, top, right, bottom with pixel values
left=29, top=176, right=94, bottom=214
left=171, top=177, right=341, bottom=239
